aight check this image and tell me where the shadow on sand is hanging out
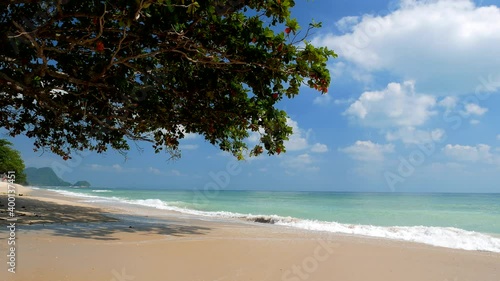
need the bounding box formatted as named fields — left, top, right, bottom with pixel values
left=0, top=195, right=211, bottom=240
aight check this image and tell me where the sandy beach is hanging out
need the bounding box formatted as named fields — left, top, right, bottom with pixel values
left=1, top=184, right=499, bottom=281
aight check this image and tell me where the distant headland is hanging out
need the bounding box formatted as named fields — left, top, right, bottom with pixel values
left=24, top=167, right=91, bottom=187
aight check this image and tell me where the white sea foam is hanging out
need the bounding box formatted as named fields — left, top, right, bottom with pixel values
left=48, top=190, right=500, bottom=253
left=274, top=219, right=500, bottom=253
left=125, top=199, right=500, bottom=253
left=48, top=189, right=102, bottom=199
left=92, top=190, right=112, bottom=193
left=49, top=189, right=126, bottom=205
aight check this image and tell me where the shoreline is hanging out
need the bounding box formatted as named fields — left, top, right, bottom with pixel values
left=3, top=185, right=500, bottom=248
left=1, top=185, right=499, bottom=280
left=32, top=186, right=500, bottom=253
left=5, top=185, right=500, bottom=249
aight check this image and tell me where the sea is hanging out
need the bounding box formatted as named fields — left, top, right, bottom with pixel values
left=37, top=187, right=500, bottom=253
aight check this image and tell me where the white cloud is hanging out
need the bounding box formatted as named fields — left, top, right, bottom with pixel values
left=313, top=94, right=332, bottom=105
left=439, top=98, right=487, bottom=122
left=329, top=61, right=347, bottom=78
left=311, top=143, right=329, bottom=153
left=385, top=127, right=445, bottom=145
left=283, top=153, right=312, bottom=166
left=333, top=98, right=355, bottom=105
left=281, top=153, right=320, bottom=172
left=443, top=144, right=495, bottom=163
left=335, top=16, right=360, bottom=32
left=177, top=125, right=198, bottom=139
left=88, top=164, right=138, bottom=173
left=145, top=168, right=187, bottom=177
left=339, top=140, right=394, bottom=162
left=285, top=118, right=310, bottom=151
left=438, top=96, right=458, bottom=110
left=148, top=167, right=183, bottom=176
left=89, top=164, right=103, bottom=170
left=247, top=131, right=262, bottom=143
left=112, top=164, right=123, bottom=172
left=148, top=167, right=163, bottom=175
left=286, top=118, right=330, bottom=153
left=183, top=133, right=198, bottom=140
left=462, top=103, right=488, bottom=116
left=313, top=0, right=500, bottom=95
left=170, top=169, right=182, bottom=176
left=246, top=118, right=328, bottom=154
left=345, top=81, right=436, bottom=128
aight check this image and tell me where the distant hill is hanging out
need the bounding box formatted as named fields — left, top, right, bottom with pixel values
left=24, top=167, right=72, bottom=186
left=72, top=180, right=91, bottom=187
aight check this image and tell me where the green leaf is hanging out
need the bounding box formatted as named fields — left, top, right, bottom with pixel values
left=264, top=28, right=274, bottom=38
left=187, top=1, right=200, bottom=14
left=0, top=0, right=336, bottom=160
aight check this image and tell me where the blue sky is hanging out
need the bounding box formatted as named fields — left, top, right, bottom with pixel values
left=5, top=0, right=500, bottom=192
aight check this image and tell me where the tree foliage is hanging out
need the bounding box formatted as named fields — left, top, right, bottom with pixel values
left=0, top=0, right=336, bottom=160
left=0, top=139, right=27, bottom=184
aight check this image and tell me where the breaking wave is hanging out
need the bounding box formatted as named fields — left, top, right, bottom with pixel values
left=48, top=190, right=500, bottom=253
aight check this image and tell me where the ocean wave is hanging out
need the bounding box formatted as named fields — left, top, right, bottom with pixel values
left=47, top=190, right=500, bottom=253
left=274, top=219, right=500, bottom=253
left=48, top=189, right=122, bottom=201
left=92, top=190, right=112, bottom=193
left=48, top=189, right=100, bottom=199
left=124, top=198, right=500, bottom=253
left=48, top=189, right=126, bottom=204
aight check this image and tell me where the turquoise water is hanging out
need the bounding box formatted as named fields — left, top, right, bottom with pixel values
left=39, top=187, right=500, bottom=252
left=44, top=187, right=500, bottom=235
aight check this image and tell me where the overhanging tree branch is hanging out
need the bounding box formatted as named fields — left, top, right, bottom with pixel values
left=0, top=0, right=336, bottom=160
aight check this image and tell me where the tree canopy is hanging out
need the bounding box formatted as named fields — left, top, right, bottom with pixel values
left=0, top=139, right=27, bottom=184
left=0, top=0, right=336, bottom=160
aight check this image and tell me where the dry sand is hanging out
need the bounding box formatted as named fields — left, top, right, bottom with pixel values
left=0, top=185, right=499, bottom=281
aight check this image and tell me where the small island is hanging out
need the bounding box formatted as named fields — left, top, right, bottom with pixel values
left=72, top=181, right=91, bottom=188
